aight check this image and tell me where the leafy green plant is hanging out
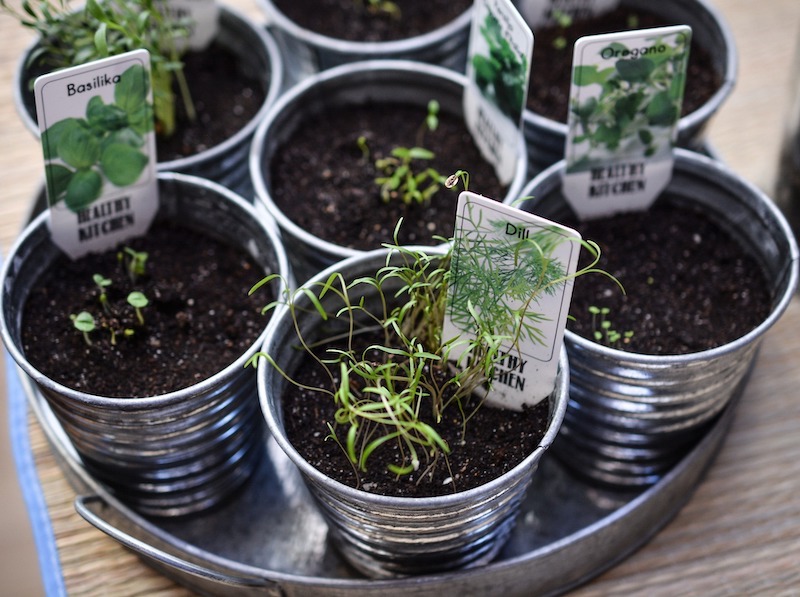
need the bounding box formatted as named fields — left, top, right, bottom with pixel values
left=127, top=291, right=148, bottom=325
left=569, top=32, right=690, bottom=162
left=0, top=0, right=194, bottom=136
left=42, top=63, right=152, bottom=211
left=588, top=305, right=634, bottom=347
left=471, top=8, right=528, bottom=122
left=249, top=209, right=617, bottom=488
left=369, top=100, right=446, bottom=206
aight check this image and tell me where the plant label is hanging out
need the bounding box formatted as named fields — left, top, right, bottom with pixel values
left=163, top=0, right=219, bottom=51
left=562, top=25, right=691, bottom=219
left=465, top=0, right=533, bottom=186
left=34, top=49, right=159, bottom=260
left=442, top=191, right=581, bottom=410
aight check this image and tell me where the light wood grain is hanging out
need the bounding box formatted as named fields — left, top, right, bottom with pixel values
left=2, top=0, right=800, bottom=595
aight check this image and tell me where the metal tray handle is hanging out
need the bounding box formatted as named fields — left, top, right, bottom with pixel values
left=75, top=495, right=285, bottom=596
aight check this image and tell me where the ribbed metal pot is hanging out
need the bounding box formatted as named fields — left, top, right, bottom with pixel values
left=257, top=0, right=472, bottom=86
left=257, top=246, right=569, bottom=578
left=517, top=149, right=799, bottom=488
left=14, top=6, right=283, bottom=198
left=0, top=173, right=290, bottom=516
left=517, top=0, right=738, bottom=176
left=250, top=60, right=529, bottom=284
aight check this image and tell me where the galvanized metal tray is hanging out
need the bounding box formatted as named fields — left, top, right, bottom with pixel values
left=18, top=362, right=740, bottom=596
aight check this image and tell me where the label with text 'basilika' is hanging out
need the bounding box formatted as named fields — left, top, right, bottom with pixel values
left=34, top=49, right=158, bottom=259
left=562, top=25, right=691, bottom=220
left=442, top=192, right=580, bottom=410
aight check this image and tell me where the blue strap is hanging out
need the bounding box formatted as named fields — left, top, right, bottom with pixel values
left=7, top=350, right=67, bottom=597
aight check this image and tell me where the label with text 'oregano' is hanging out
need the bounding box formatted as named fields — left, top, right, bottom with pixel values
left=34, top=49, right=159, bottom=260
left=465, top=0, right=533, bottom=185
left=442, top=192, right=580, bottom=410
left=562, top=25, right=691, bottom=220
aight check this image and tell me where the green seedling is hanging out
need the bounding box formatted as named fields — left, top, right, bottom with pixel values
left=444, top=169, right=470, bottom=191
left=71, top=311, right=96, bottom=345
left=415, top=99, right=440, bottom=146
left=119, top=247, right=148, bottom=283
left=375, top=146, right=444, bottom=205
left=551, top=10, right=573, bottom=50
left=471, top=8, right=529, bottom=122
left=127, top=291, right=149, bottom=325
left=357, top=0, right=400, bottom=19
left=93, top=273, right=112, bottom=312
left=357, top=135, right=371, bottom=162
left=589, top=305, right=634, bottom=347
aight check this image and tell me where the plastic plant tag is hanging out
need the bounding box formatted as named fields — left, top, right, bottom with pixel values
left=514, top=0, right=619, bottom=27
left=442, top=191, right=581, bottom=410
left=465, top=0, right=533, bottom=185
left=562, top=25, right=691, bottom=220
left=163, top=0, right=219, bottom=51
left=34, top=49, right=159, bottom=260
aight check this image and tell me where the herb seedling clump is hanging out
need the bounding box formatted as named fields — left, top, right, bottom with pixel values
left=251, top=215, right=609, bottom=495
left=22, top=223, right=269, bottom=397
left=1, top=0, right=195, bottom=137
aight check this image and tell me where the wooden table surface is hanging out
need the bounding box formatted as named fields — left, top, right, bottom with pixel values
left=2, top=1, right=800, bottom=594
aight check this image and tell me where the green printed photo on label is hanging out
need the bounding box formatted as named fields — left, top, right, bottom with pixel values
left=34, top=49, right=159, bottom=259
left=562, top=25, right=691, bottom=219
left=465, top=0, right=533, bottom=185
left=442, top=192, right=580, bottom=410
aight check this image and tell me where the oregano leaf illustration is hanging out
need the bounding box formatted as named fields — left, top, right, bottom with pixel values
left=615, top=58, right=656, bottom=83
left=100, top=143, right=148, bottom=186
left=645, top=91, right=679, bottom=126
left=65, top=169, right=103, bottom=211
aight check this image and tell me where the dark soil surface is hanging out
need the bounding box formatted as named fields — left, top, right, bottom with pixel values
left=22, top=223, right=271, bottom=397
left=527, top=7, right=723, bottom=122
left=281, top=333, right=551, bottom=498
left=268, top=103, right=507, bottom=251
left=271, top=0, right=471, bottom=42
left=155, top=42, right=267, bottom=161
left=564, top=202, right=772, bottom=355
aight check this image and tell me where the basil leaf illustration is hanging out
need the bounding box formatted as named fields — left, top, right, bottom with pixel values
left=101, top=128, right=145, bottom=151
left=58, top=125, right=102, bottom=170
left=115, top=64, right=149, bottom=117
left=45, top=164, right=74, bottom=201
left=86, top=95, right=129, bottom=132
left=65, top=169, right=103, bottom=212
left=41, top=118, right=86, bottom=161
left=100, top=143, right=148, bottom=186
